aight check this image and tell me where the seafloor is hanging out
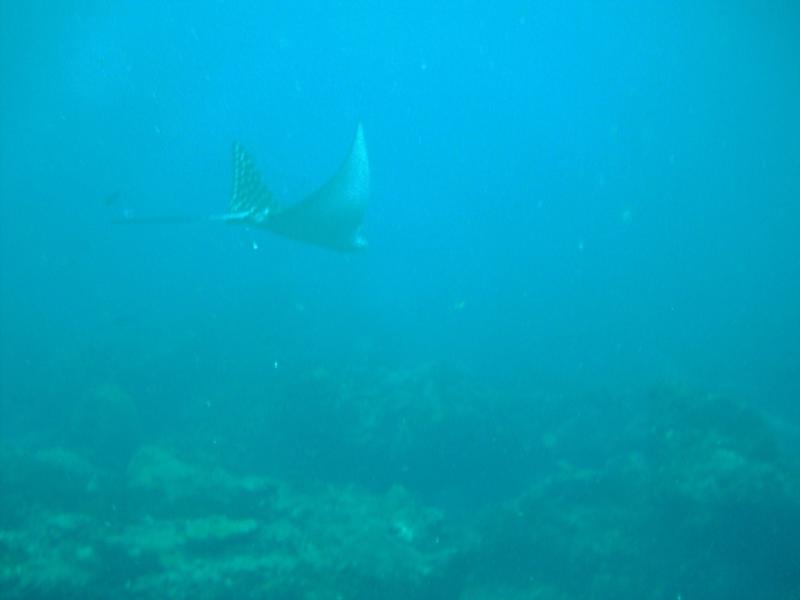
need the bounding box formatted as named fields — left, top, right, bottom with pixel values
left=2, top=363, right=799, bottom=599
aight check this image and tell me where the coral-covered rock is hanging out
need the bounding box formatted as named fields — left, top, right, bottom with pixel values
left=0, top=444, right=462, bottom=600
left=466, top=389, right=800, bottom=600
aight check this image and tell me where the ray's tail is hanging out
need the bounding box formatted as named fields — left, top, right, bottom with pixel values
left=112, top=210, right=208, bottom=225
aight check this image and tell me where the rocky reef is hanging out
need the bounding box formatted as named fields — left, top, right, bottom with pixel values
left=464, top=388, right=800, bottom=599
left=2, top=370, right=800, bottom=599
left=0, top=442, right=458, bottom=600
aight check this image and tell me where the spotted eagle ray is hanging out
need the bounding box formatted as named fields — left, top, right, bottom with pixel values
left=118, top=124, right=370, bottom=252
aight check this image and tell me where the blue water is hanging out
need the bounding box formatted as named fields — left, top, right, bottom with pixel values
left=1, top=2, right=799, bottom=599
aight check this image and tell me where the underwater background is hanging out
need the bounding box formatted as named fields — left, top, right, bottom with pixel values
left=1, top=1, right=799, bottom=598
